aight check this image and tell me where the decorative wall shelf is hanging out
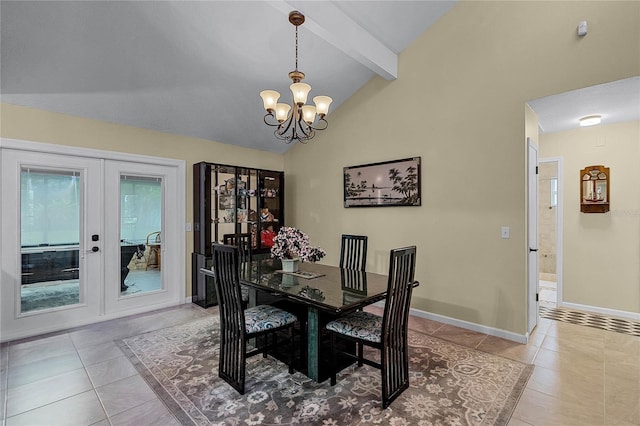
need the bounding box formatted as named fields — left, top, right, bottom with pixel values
left=580, top=165, right=609, bottom=213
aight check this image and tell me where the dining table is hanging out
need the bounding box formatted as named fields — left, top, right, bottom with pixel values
left=202, top=256, right=391, bottom=382
left=243, top=257, right=393, bottom=382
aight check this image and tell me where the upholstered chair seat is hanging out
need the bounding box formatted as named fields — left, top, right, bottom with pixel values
left=326, top=311, right=382, bottom=343
left=244, top=305, right=297, bottom=334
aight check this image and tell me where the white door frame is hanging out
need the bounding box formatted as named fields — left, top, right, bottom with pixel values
left=0, top=138, right=186, bottom=341
left=527, top=138, right=539, bottom=335
left=539, top=156, right=564, bottom=307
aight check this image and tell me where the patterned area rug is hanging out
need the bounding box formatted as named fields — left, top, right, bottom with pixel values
left=119, top=316, right=533, bottom=425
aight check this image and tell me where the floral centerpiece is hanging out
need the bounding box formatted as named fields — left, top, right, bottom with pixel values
left=271, top=227, right=326, bottom=271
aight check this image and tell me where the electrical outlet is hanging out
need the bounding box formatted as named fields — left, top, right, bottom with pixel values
left=185, top=222, right=192, bottom=232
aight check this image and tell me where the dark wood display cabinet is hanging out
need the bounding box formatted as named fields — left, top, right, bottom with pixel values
left=192, top=162, right=284, bottom=307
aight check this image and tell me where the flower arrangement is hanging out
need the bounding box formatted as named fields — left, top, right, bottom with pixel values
left=270, top=227, right=326, bottom=262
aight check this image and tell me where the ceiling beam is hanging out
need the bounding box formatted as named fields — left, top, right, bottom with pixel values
left=268, top=1, right=398, bottom=80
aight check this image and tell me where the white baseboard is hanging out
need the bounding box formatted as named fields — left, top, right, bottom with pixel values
left=559, top=301, right=640, bottom=321
left=372, top=301, right=528, bottom=344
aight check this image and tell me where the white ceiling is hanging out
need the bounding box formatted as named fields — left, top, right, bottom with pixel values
left=1, top=0, right=456, bottom=154
left=528, top=76, right=640, bottom=134
left=2, top=1, right=638, bottom=154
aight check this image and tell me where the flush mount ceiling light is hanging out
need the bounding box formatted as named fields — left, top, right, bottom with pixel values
left=579, top=115, right=602, bottom=127
left=260, top=11, right=332, bottom=144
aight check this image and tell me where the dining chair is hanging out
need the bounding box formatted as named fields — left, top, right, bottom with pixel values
left=221, top=233, right=252, bottom=304
left=326, top=246, right=417, bottom=408
left=339, top=234, right=368, bottom=271
left=212, top=244, right=298, bottom=395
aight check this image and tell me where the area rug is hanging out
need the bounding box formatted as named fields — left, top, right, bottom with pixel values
left=118, top=315, right=533, bottom=425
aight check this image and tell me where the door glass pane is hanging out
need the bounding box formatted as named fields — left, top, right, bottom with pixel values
left=20, top=168, right=80, bottom=312
left=120, top=175, right=162, bottom=295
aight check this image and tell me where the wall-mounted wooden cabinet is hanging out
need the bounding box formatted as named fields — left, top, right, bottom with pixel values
left=192, top=162, right=284, bottom=307
left=580, top=165, right=609, bottom=213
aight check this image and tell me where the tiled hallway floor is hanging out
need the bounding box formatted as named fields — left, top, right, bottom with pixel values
left=1, top=303, right=639, bottom=425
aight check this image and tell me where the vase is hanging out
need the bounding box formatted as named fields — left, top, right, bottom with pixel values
left=281, top=273, right=296, bottom=287
left=281, top=258, right=299, bottom=273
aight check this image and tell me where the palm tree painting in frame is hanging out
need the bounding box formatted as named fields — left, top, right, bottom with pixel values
left=344, top=157, right=421, bottom=207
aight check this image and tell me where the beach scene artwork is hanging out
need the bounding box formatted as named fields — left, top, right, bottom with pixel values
left=344, top=157, right=420, bottom=207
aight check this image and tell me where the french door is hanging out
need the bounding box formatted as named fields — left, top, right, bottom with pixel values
left=1, top=140, right=185, bottom=341
left=1, top=150, right=103, bottom=339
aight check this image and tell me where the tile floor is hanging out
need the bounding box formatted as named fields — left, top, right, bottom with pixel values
left=538, top=279, right=557, bottom=309
left=1, top=303, right=639, bottom=425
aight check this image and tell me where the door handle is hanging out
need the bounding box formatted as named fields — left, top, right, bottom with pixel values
left=529, top=248, right=538, bottom=252
left=86, top=246, right=99, bottom=253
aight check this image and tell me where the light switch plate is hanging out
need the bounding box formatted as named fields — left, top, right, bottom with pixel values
left=578, top=20, right=587, bottom=36
left=501, top=226, right=510, bottom=239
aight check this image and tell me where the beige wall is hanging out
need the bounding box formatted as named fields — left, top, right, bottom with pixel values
left=540, top=121, right=640, bottom=314
left=2, top=1, right=639, bottom=335
left=284, top=1, right=640, bottom=334
left=0, top=103, right=284, bottom=292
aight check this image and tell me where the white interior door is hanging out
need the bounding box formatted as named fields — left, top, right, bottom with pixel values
left=527, top=138, right=539, bottom=334
left=1, top=149, right=103, bottom=341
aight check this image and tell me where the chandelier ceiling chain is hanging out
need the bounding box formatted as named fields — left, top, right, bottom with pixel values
left=260, top=11, right=333, bottom=144
left=294, top=21, right=298, bottom=71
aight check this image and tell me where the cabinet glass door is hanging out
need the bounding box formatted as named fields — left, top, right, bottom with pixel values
left=258, top=171, right=282, bottom=251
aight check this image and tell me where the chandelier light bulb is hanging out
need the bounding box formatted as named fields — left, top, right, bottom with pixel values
left=275, top=103, right=291, bottom=122
left=301, top=105, right=317, bottom=124
left=290, top=82, right=311, bottom=105
left=313, top=96, right=333, bottom=117
left=260, top=90, right=280, bottom=112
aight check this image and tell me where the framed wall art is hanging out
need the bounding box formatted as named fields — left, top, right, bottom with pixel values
left=343, top=157, right=421, bottom=207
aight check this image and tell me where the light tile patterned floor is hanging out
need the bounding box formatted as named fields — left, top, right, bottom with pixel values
left=1, top=303, right=639, bottom=425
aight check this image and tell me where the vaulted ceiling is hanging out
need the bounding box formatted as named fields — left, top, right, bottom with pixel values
left=1, top=1, right=456, bottom=153
left=2, top=1, right=638, bottom=154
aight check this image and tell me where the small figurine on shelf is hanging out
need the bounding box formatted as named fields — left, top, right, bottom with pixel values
left=261, top=225, right=276, bottom=248
left=260, top=208, right=274, bottom=222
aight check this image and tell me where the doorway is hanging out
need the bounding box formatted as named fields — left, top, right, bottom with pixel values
left=1, top=139, right=185, bottom=341
left=538, top=157, right=563, bottom=309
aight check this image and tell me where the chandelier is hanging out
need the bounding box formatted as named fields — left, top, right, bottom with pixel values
left=260, top=11, right=332, bottom=144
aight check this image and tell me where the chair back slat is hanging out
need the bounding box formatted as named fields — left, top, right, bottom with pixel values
left=222, top=233, right=252, bottom=264
left=381, top=246, right=416, bottom=405
left=340, top=234, right=368, bottom=271
left=212, top=243, right=247, bottom=394
left=383, top=246, right=416, bottom=341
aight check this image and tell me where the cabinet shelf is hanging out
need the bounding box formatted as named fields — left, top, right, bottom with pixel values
left=192, top=162, right=284, bottom=308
